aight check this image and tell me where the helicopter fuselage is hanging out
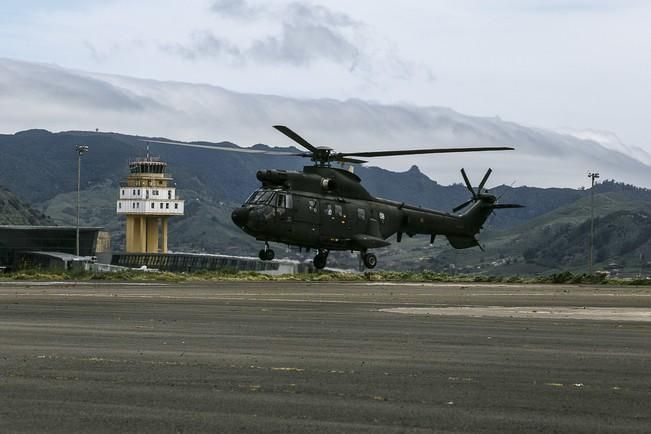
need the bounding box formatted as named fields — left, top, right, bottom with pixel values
left=231, top=166, right=493, bottom=257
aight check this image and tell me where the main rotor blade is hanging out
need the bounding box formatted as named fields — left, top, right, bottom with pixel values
left=492, top=204, right=525, bottom=209
left=340, top=146, right=513, bottom=158
left=460, top=168, right=475, bottom=196
left=477, top=168, right=493, bottom=192
left=143, top=139, right=308, bottom=156
left=333, top=155, right=368, bottom=164
left=453, top=199, right=475, bottom=213
left=273, top=125, right=319, bottom=153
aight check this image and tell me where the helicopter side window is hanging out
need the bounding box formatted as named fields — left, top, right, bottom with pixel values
left=379, top=211, right=386, bottom=224
left=325, top=204, right=334, bottom=217
left=307, top=199, right=318, bottom=213
left=277, top=193, right=293, bottom=209
left=335, top=205, right=343, bottom=218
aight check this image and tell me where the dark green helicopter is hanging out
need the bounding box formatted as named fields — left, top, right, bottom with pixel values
left=149, top=126, right=522, bottom=269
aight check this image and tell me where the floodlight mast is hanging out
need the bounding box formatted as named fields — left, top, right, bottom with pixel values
left=75, top=145, right=89, bottom=258
left=588, top=172, right=600, bottom=275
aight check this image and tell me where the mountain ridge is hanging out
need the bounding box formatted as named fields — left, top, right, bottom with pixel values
left=0, top=128, right=649, bottom=274
left=1, top=57, right=650, bottom=188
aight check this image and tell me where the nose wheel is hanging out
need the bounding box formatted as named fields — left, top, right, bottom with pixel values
left=313, top=249, right=329, bottom=270
left=361, top=252, right=377, bottom=269
left=258, top=243, right=275, bottom=261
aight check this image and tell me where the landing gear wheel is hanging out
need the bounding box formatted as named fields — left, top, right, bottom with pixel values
left=313, top=254, right=327, bottom=270
left=313, top=250, right=328, bottom=270
left=362, top=252, right=377, bottom=269
left=258, top=244, right=275, bottom=261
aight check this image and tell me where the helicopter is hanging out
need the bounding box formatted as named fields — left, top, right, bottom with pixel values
left=147, top=126, right=523, bottom=269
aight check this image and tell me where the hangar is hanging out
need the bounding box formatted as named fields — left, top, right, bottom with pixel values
left=0, top=226, right=110, bottom=271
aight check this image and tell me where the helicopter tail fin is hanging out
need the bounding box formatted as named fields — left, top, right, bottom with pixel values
left=444, top=200, right=493, bottom=249
left=448, top=168, right=524, bottom=249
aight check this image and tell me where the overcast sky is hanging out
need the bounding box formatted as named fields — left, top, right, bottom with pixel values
left=1, top=0, right=650, bottom=150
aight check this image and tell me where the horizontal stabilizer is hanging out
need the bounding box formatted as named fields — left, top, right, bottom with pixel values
left=352, top=234, right=391, bottom=249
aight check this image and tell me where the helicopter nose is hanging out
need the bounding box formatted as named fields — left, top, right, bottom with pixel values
left=246, top=208, right=268, bottom=229
left=231, top=207, right=251, bottom=227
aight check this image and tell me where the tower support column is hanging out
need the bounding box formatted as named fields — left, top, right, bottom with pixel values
left=126, top=215, right=136, bottom=252
left=146, top=217, right=160, bottom=253
left=139, top=216, right=146, bottom=252
left=161, top=217, right=169, bottom=253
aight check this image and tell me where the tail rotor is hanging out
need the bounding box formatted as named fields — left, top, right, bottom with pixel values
left=453, top=168, right=523, bottom=213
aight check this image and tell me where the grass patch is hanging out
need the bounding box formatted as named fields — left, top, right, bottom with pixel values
left=1, top=268, right=649, bottom=285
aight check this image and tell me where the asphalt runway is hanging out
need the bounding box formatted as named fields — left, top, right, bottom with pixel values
left=1, top=281, right=650, bottom=433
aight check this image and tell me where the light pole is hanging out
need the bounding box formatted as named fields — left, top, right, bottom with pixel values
left=588, top=172, right=600, bottom=274
left=75, top=145, right=89, bottom=258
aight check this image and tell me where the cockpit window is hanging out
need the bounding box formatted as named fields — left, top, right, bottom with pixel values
left=245, top=191, right=261, bottom=204
left=261, top=192, right=276, bottom=204
left=245, top=190, right=277, bottom=205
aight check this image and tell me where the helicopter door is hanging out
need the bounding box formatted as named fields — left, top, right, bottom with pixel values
left=290, top=195, right=320, bottom=244
left=321, top=200, right=349, bottom=241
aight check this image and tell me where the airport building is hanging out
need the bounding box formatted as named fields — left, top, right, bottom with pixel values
left=0, top=225, right=109, bottom=271
left=116, top=154, right=184, bottom=253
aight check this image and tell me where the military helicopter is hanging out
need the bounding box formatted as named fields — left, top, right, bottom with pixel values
left=148, top=126, right=522, bottom=269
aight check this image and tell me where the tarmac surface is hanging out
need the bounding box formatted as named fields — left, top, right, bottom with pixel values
left=0, top=280, right=650, bottom=433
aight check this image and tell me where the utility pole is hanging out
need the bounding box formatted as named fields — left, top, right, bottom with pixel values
left=75, top=145, right=89, bottom=257
left=588, top=172, right=600, bottom=274
left=640, top=253, right=645, bottom=279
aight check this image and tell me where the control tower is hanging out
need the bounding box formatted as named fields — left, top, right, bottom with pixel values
left=116, top=153, right=184, bottom=253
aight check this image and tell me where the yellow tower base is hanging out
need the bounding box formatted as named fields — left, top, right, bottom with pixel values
left=126, top=216, right=169, bottom=253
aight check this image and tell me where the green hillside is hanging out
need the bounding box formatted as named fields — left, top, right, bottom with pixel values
left=423, top=192, right=651, bottom=276
left=0, top=185, right=51, bottom=225
left=2, top=129, right=651, bottom=274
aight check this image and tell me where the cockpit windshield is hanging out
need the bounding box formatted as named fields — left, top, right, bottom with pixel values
left=245, top=189, right=277, bottom=205
left=244, top=189, right=293, bottom=209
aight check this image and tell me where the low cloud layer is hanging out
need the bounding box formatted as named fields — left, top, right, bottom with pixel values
left=0, top=58, right=649, bottom=189
left=2, top=1, right=650, bottom=150
left=167, top=1, right=364, bottom=70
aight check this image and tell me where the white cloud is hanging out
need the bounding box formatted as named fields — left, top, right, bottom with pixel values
left=0, top=0, right=650, bottom=152
left=166, top=2, right=364, bottom=68
left=1, top=58, right=649, bottom=190
left=0, top=1, right=433, bottom=100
